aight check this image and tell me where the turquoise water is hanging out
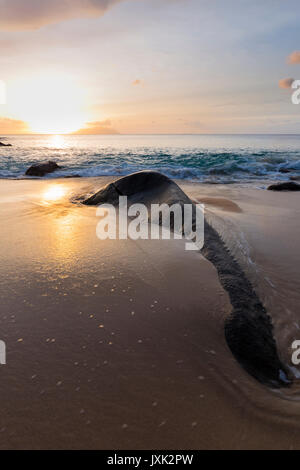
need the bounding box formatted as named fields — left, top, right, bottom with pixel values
left=1, top=134, right=300, bottom=183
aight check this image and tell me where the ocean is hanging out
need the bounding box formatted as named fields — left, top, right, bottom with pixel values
left=1, top=133, right=300, bottom=183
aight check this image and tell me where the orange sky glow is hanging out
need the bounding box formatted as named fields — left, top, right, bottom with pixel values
left=1, top=0, right=300, bottom=134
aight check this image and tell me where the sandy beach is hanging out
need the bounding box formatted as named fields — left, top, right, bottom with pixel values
left=0, top=176, right=300, bottom=449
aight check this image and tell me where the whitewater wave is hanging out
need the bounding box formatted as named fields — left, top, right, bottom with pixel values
left=1, top=134, right=300, bottom=183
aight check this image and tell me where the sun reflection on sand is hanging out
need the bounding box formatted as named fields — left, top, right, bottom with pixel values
left=37, top=181, right=98, bottom=263
left=40, top=184, right=79, bottom=260
left=54, top=212, right=77, bottom=237
left=48, top=207, right=82, bottom=261
left=43, top=184, right=67, bottom=203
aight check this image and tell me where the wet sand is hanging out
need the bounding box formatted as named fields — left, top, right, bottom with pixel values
left=1, top=177, right=300, bottom=449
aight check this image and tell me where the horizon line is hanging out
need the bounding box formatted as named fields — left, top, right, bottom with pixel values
left=1, top=133, right=300, bottom=136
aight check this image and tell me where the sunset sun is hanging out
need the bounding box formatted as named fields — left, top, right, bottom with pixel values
left=9, top=73, right=87, bottom=134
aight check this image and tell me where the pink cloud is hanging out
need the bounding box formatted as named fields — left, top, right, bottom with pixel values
left=0, top=0, right=122, bottom=31
left=287, top=51, right=300, bottom=64
left=0, top=117, right=30, bottom=134
left=72, top=119, right=119, bottom=135
left=132, top=79, right=142, bottom=86
left=278, top=78, right=294, bottom=89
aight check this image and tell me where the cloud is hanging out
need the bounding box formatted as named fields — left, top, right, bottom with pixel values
left=278, top=78, right=294, bottom=89
left=287, top=51, right=300, bottom=64
left=0, top=0, right=122, bottom=31
left=72, top=119, right=119, bottom=134
left=0, top=117, right=30, bottom=134
left=132, top=79, right=142, bottom=86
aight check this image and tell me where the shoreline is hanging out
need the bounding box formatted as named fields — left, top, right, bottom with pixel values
left=0, top=174, right=296, bottom=187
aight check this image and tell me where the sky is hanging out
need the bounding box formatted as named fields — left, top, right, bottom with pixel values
left=0, top=0, right=300, bottom=134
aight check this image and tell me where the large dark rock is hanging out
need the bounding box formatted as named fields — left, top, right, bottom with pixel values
left=83, top=171, right=193, bottom=233
left=0, top=141, right=12, bottom=147
left=83, top=170, right=192, bottom=208
left=267, top=181, right=300, bottom=191
left=25, top=161, right=61, bottom=177
left=83, top=170, right=290, bottom=388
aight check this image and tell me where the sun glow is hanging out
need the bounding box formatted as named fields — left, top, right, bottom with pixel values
left=9, top=73, right=87, bottom=134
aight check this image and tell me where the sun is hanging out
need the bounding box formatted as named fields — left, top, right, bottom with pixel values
left=8, top=72, right=87, bottom=134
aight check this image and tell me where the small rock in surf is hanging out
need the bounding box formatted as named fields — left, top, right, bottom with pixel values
left=25, top=161, right=61, bottom=177
left=267, top=182, right=300, bottom=191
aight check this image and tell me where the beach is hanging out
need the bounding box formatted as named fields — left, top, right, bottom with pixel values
left=1, top=176, right=300, bottom=449
left=2, top=0, right=300, bottom=454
